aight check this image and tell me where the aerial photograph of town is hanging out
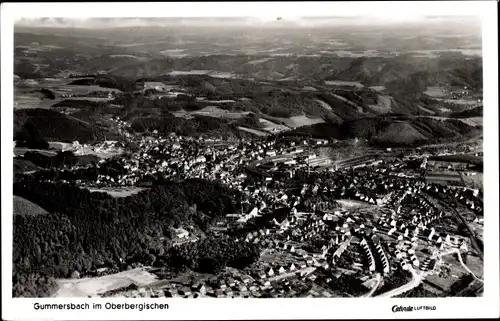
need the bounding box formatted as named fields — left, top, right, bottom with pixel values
left=11, top=14, right=484, bottom=299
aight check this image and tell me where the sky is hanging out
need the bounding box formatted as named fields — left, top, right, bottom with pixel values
left=10, top=2, right=484, bottom=28
left=14, top=16, right=482, bottom=29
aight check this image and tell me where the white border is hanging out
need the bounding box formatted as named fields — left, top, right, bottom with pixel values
left=1, top=2, right=498, bottom=320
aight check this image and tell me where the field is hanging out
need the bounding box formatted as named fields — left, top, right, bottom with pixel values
left=167, top=70, right=238, bottom=79
left=428, top=116, right=482, bottom=127
left=238, top=126, right=268, bottom=137
left=436, top=98, right=479, bottom=106
left=424, top=86, right=449, bottom=98
left=324, top=80, right=364, bottom=88
left=246, top=57, right=274, bottom=65
left=461, top=173, right=483, bottom=190
left=459, top=117, right=482, bottom=127
left=409, top=49, right=482, bottom=57
left=54, top=268, right=159, bottom=297
left=72, top=145, right=124, bottom=159
left=429, top=154, right=483, bottom=165
left=419, top=106, right=437, bottom=115
left=61, top=97, right=114, bottom=102
left=368, top=95, right=393, bottom=114
left=174, top=106, right=250, bottom=120
left=369, top=86, right=386, bottom=92
left=465, top=255, right=484, bottom=278
left=48, top=142, right=74, bottom=150
left=14, top=77, right=122, bottom=109
left=14, top=92, right=63, bottom=109
left=13, top=195, right=49, bottom=216
left=336, top=199, right=369, bottom=209
left=314, top=99, right=333, bottom=111
left=13, top=158, right=39, bottom=174
left=87, top=187, right=149, bottom=198
left=259, top=119, right=290, bottom=133
left=425, top=171, right=463, bottom=184
left=14, top=148, right=57, bottom=157
left=423, top=251, right=480, bottom=295
left=279, top=115, right=325, bottom=128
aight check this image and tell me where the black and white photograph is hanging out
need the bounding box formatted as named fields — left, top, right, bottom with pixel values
left=2, top=2, right=498, bottom=320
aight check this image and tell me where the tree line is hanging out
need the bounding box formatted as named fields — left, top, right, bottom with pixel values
left=13, top=179, right=261, bottom=297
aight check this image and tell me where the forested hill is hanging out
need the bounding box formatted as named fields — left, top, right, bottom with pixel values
left=282, top=116, right=481, bottom=147
left=13, top=179, right=262, bottom=297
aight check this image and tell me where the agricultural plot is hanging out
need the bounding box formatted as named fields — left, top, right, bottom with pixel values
left=86, top=187, right=149, bottom=198
left=14, top=148, right=57, bottom=157
left=246, top=57, right=274, bottom=65
left=55, top=268, right=159, bottom=297
left=368, top=95, right=393, bottom=114
left=424, top=86, right=449, bottom=98
left=314, top=99, right=333, bottom=111
left=259, top=119, right=290, bottom=133
left=325, top=80, right=364, bottom=88
left=369, top=86, right=386, bottom=92
left=174, top=106, right=250, bottom=120
left=280, top=115, right=325, bottom=128
left=238, top=126, right=269, bottom=137
left=461, top=173, right=483, bottom=190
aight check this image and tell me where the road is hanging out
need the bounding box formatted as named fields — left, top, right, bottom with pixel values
left=376, top=267, right=424, bottom=298
left=436, top=248, right=483, bottom=282
left=377, top=247, right=483, bottom=298
left=363, top=273, right=382, bottom=298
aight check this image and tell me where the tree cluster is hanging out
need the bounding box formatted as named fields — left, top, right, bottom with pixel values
left=22, top=151, right=99, bottom=169
left=167, top=234, right=260, bottom=274
left=13, top=178, right=244, bottom=297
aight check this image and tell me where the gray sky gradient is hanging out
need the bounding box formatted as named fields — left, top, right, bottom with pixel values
left=15, top=16, right=481, bottom=29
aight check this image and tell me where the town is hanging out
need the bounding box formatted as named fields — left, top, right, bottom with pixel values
left=23, top=115, right=483, bottom=299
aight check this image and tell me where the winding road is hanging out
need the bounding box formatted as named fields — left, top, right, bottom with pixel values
left=376, top=267, right=424, bottom=298
left=363, top=273, right=382, bottom=297
left=376, top=247, right=483, bottom=298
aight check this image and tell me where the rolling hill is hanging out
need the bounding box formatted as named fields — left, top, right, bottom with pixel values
left=13, top=196, right=49, bottom=216
left=13, top=158, right=39, bottom=175
left=14, top=108, right=119, bottom=144
left=282, top=116, right=481, bottom=147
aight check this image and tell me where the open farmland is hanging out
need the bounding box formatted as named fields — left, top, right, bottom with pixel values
left=461, top=173, right=483, bottom=190
left=459, top=117, right=482, bottom=127
left=13, top=195, right=49, bottom=216
left=325, top=80, right=364, bottom=88
left=174, top=106, right=250, bottom=120
left=368, top=95, right=393, bottom=114
left=238, top=126, right=268, bottom=137
left=314, top=99, right=333, bottom=111
left=86, top=187, right=149, bottom=198
left=14, top=148, right=58, bottom=157
left=424, top=86, right=449, bottom=98
left=436, top=98, right=480, bottom=106
left=54, top=268, right=159, bottom=297
left=14, top=77, right=121, bottom=109
left=75, top=146, right=124, bottom=159
left=369, top=86, right=386, bottom=92
left=425, top=172, right=463, bottom=185
left=428, top=116, right=483, bottom=127
left=259, top=118, right=290, bottom=133
left=279, top=115, right=326, bottom=128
